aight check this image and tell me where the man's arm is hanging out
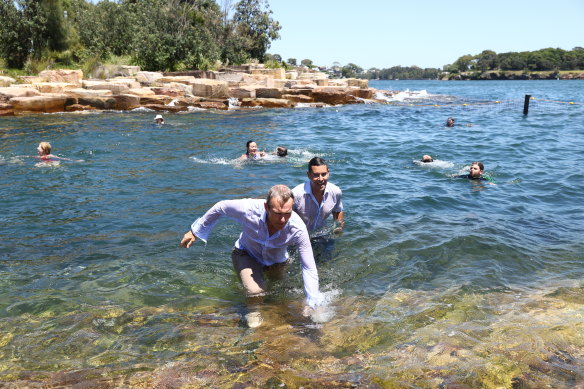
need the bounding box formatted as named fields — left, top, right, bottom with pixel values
left=295, top=230, right=324, bottom=307
left=333, top=211, right=344, bottom=233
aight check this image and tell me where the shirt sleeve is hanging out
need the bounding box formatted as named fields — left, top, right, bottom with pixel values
left=190, top=199, right=248, bottom=243
left=332, top=189, right=343, bottom=213
left=295, top=228, right=324, bottom=307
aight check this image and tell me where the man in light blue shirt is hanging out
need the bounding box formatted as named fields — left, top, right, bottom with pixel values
left=293, top=157, right=344, bottom=261
left=293, top=157, right=344, bottom=235
left=180, top=185, right=324, bottom=314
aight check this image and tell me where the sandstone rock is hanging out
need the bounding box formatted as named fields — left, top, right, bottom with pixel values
left=77, top=96, right=117, bottom=110
left=191, top=79, right=229, bottom=99
left=229, top=87, right=256, bottom=99
left=33, top=82, right=77, bottom=94
left=151, top=87, right=184, bottom=97
left=0, top=87, right=41, bottom=99
left=141, top=104, right=188, bottom=113
left=82, top=80, right=130, bottom=95
left=311, top=87, right=362, bottom=105
left=255, top=88, right=282, bottom=99
left=240, top=98, right=295, bottom=108
left=273, top=79, right=288, bottom=88
left=281, top=94, right=313, bottom=103
left=286, top=71, right=298, bottom=80
left=0, top=76, right=16, bottom=87
left=68, top=88, right=113, bottom=98
left=251, top=68, right=285, bottom=80
left=65, top=104, right=98, bottom=112
left=190, top=101, right=228, bottom=110
left=315, top=79, right=329, bottom=87
left=347, top=88, right=375, bottom=99
left=167, top=96, right=203, bottom=109
left=165, top=82, right=193, bottom=96
left=212, top=72, right=245, bottom=84
left=127, top=88, right=155, bottom=97
left=346, top=78, right=368, bottom=88
left=17, top=76, right=45, bottom=84
left=39, top=69, right=83, bottom=85
left=241, top=74, right=274, bottom=88
left=136, top=71, right=164, bottom=86
left=10, top=95, right=67, bottom=114
left=0, top=103, right=14, bottom=116
left=158, top=76, right=197, bottom=85
left=283, top=88, right=314, bottom=96
left=140, top=95, right=174, bottom=105
left=113, top=94, right=141, bottom=110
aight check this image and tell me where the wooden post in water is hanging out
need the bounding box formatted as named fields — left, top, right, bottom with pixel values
left=523, top=94, right=531, bottom=115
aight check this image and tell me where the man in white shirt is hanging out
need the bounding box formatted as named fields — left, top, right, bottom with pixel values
left=180, top=185, right=324, bottom=326
left=292, top=157, right=344, bottom=261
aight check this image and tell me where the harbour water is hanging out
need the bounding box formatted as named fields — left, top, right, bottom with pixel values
left=1, top=80, right=583, bottom=387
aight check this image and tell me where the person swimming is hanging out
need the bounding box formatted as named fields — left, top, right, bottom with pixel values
left=446, top=117, right=455, bottom=127
left=421, top=155, right=433, bottom=163
left=240, top=140, right=265, bottom=160
left=154, top=114, right=164, bottom=124
left=458, top=161, right=494, bottom=182
left=275, top=146, right=288, bottom=157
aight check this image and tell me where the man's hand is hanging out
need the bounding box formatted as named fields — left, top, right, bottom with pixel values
left=180, top=230, right=197, bottom=248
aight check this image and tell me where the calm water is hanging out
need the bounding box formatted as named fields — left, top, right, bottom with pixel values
left=1, top=80, right=583, bottom=387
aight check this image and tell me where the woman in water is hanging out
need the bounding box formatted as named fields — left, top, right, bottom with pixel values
left=240, top=140, right=265, bottom=160
left=36, top=142, right=71, bottom=162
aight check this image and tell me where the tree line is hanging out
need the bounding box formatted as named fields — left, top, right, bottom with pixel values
left=0, top=0, right=281, bottom=72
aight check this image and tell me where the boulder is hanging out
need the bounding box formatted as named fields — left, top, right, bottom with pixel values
left=82, top=80, right=130, bottom=95
left=77, top=96, right=117, bottom=110
left=159, top=76, right=197, bottom=85
left=65, top=104, right=98, bottom=112
left=229, top=87, right=256, bottom=99
left=0, top=103, right=14, bottom=116
left=10, top=95, right=67, bottom=114
left=283, top=88, right=314, bottom=96
left=0, top=87, right=41, bottom=99
left=281, top=94, right=313, bottom=103
left=113, top=94, right=141, bottom=110
left=241, top=74, right=274, bottom=88
left=0, top=76, right=16, bottom=87
left=315, top=79, right=329, bottom=87
left=311, top=87, right=361, bottom=105
left=39, top=69, right=83, bottom=85
left=17, top=76, right=45, bottom=84
left=214, top=72, right=245, bottom=84
left=136, top=71, right=164, bottom=86
left=33, top=82, right=77, bottom=94
left=127, top=88, right=155, bottom=97
left=140, top=95, right=174, bottom=105
left=165, top=82, right=193, bottom=96
left=251, top=68, right=285, bottom=80
left=191, top=79, right=229, bottom=99
left=347, top=88, right=375, bottom=99
left=240, top=98, right=295, bottom=108
left=346, top=78, right=368, bottom=88
left=255, top=87, right=282, bottom=99
left=141, top=104, right=188, bottom=113
left=151, top=87, right=184, bottom=97
left=191, top=101, right=229, bottom=110
left=286, top=71, right=298, bottom=80
left=91, top=65, right=140, bottom=79
left=68, top=88, right=113, bottom=98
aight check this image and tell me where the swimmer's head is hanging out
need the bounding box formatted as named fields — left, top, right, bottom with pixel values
left=469, top=161, right=484, bottom=178
left=446, top=117, right=455, bottom=127
left=246, top=140, right=258, bottom=156
left=421, top=155, right=433, bottom=163
left=276, top=146, right=287, bottom=157
left=38, top=142, right=51, bottom=156
left=154, top=114, right=164, bottom=124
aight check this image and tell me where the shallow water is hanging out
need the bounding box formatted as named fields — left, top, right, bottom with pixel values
left=1, top=80, right=583, bottom=387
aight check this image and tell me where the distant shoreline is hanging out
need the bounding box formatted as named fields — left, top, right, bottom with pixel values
left=443, top=70, right=584, bottom=81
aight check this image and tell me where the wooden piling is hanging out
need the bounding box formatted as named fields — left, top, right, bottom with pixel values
left=523, top=95, right=531, bottom=115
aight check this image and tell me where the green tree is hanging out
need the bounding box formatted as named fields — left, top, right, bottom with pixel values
left=341, top=63, right=362, bottom=78
left=287, top=57, right=296, bottom=66
left=233, top=0, right=280, bottom=60
left=300, top=58, right=313, bottom=67
left=452, top=54, right=473, bottom=72
left=476, top=50, right=498, bottom=71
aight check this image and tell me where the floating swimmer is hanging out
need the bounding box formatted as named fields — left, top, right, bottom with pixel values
left=36, top=142, right=71, bottom=162
left=240, top=140, right=265, bottom=160
left=154, top=114, right=164, bottom=124
left=458, top=161, right=495, bottom=183
left=421, top=154, right=433, bottom=163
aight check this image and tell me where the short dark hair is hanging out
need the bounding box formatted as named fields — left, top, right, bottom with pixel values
left=276, top=146, right=287, bottom=157
left=308, top=156, right=328, bottom=172
left=471, top=161, right=484, bottom=171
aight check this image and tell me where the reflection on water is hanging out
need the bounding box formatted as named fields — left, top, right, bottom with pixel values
left=1, top=80, right=584, bottom=386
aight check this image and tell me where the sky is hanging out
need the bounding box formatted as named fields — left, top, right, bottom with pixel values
left=267, top=0, right=584, bottom=70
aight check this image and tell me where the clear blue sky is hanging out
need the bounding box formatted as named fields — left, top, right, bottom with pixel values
left=267, top=0, right=584, bottom=69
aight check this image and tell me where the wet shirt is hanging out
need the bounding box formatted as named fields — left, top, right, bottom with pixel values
left=292, top=181, right=343, bottom=235
left=190, top=199, right=323, bottom=306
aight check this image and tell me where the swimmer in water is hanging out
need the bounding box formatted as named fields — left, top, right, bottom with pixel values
left=446, top=117, right=455, bottom=127
left=274, top=146, right=288, bottom=157
left=154, top=114, right=164, bottom=124
left=459, top=161, right=495, bottom=183
left=240, top=140, right=265, bottom=160
left=36, top=142, right=71, bottom=162
left=421, top=155, right=433, bottom=163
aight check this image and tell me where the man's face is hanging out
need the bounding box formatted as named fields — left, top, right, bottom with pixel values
left=264, top=198, right=294, bottom=232
left=469, top=164, right=482, bottom=178
left=308, top=165, right=329, bottom=193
